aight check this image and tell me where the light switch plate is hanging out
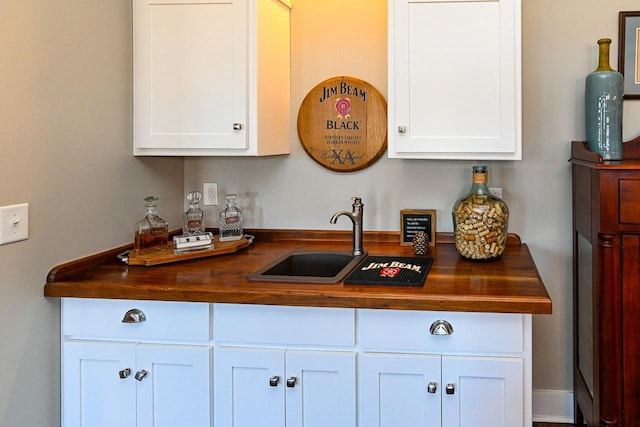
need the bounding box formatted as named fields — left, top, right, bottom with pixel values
left=0, top=203, right=29, bottom=245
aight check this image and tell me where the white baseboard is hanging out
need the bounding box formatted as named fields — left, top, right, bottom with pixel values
left=532, top=389, right=574, bottom=423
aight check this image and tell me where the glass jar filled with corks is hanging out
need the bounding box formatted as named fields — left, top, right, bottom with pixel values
left=452, top=166, right=509, bottom=260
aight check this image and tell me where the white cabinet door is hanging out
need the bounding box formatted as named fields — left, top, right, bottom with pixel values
left=63, top=342, right=212, bottom=427
left=214, top=347, right=285, bottom=427
left=215, top=347, right=356, bottom=427
left=136, top=344, right=212, bottom=427
left=360, top=353, right=441, bottom=427
left=133, top=0, right=291, bottom=156
left=285, top=350, right=356, bottom=427
left=360, top=353, right=523, bottom=427
left=134, top=0, right=246, bottom=152
left=63, top=341, right=137, bottom=427
left=388, top=0, right=521, bottom=160
left=442, top=355, right=524, bottom=427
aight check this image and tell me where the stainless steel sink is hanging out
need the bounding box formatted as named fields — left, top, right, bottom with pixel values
left=247, top=250, right=367, bottom=284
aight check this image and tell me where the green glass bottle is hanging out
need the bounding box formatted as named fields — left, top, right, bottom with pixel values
left=452, top=166, right=509, bottom=260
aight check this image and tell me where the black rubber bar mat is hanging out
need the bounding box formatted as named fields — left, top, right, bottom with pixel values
left=344, top=256, right=433, bottom=287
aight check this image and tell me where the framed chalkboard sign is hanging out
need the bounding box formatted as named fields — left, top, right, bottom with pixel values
left=400, top=209, right=436, bottom=246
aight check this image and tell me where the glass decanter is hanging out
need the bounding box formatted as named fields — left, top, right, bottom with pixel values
left=219, top=194, right=243, bottom=242
left=134, top=196, right=169, bottom=252
left=183, top=191, right=205, bottom=235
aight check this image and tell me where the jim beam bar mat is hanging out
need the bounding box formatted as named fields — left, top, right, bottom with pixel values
left=344, top=256, right=433, bottom=287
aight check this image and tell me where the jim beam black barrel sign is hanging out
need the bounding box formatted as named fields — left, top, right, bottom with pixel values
left=297, top=76, right=387, bottom=172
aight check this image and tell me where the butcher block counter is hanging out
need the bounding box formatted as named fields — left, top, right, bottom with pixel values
left=44, top=229, right=551, bottom=314
left=49, top=229, right=550, bottom=426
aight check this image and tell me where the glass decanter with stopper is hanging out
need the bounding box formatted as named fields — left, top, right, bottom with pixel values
left=452, top=166, right=509, bottom=260
left=219, top=194, right=243, bottom=242
left=134, top=196, right=169, bottom=252
left=183, top=190, right=205, bottom=235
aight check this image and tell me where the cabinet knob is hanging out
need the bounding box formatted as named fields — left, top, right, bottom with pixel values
left=269, top=376, right=280, bottom=387
left=122, top=309, right=146, bottom=324
left=446, top=383, right=455, bottom=395
left=397, top=125, right=407, bottom=134
left=429, top=319, right=454, bottom=336
left=119, top=368, right=131, bottom=379
left=286, top=377, right=297, bottom=388
left=427, top=382, right=438, bottom=394
left=233, top=123, right=243, bottom=131
left=135, top=370, right=148, bottom=382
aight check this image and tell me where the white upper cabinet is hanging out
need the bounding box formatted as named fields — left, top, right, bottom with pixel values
left=388, top=0, right=522, bottom=160
left=133, top=0, right=291, bottom=156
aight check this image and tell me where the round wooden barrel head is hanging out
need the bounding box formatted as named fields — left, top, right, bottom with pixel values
left=297, top=76, right=387, bottom=172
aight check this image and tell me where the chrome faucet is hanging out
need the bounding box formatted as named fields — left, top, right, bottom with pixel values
left=330, top=197, right=364, bottom=256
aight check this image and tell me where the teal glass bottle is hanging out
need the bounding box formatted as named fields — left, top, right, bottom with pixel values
left=585, top=38, right=623, bottom=160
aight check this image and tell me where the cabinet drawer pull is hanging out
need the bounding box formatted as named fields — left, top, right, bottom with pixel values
left=427, top=382, right=438, bottom=394
left=119, top=368, right=131, bottom=379
left=397, top=125, right=407, bottom=134
left=269, top=376, right=280, bottom=387
left=446, top=383, right=455, bottom=395
left=429, top=319, right=454, bottom=336
left=286, top=377, right=297, bottom=388
left=233, top=123, right=243, bottom=131
left=135, top=370, right=148, bottom=382
left=122, top=309, right=146, bottom=324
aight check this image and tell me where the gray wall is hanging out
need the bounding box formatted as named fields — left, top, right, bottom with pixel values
left=1, top=0, right=639, bottom=425
left=0, top=2, right=183, bottom=426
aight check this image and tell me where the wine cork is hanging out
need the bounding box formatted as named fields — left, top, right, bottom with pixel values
left=454, top=195, right=508, bottom=260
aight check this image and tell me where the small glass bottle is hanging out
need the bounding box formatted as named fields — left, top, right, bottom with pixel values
left=219, top=194, right=243, bottom=242
left=134, top=196, right=169, bottom=252
left=452, top=166, right=509, bottom=260
left=183, top=191, right=205, bottom=235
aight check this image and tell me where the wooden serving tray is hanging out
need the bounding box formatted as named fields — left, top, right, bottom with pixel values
left=127, top=236, right=250, bottom=266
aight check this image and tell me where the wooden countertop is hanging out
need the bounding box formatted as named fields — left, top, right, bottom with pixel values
left=44, top=230, right=552, bottom=314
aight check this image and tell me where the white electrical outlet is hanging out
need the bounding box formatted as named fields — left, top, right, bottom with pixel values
left=203, top=183, right=218, bottom=206
left=490, top=187, right=503, bottom=198
left=0, top=203, right=29, bottom=245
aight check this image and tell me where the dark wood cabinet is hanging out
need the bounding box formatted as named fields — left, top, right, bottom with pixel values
left=571, top=138, right=640, bottom=426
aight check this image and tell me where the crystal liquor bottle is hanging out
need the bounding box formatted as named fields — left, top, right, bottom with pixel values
left=134, top=196, right=169, bottom=252
left=219, top=194, right=243, bottom=242
left=183, top=191, right=205, bottom=235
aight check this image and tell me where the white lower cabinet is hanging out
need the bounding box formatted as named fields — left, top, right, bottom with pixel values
left=60, top=300, right=531, bottom=427
left=361, top=353, right=523, bottom=427
left=61, top=298, right=213, bottom=427
left=213, top=303, right=357, bottom=427
left=214, top=347, right=356, bottom=427
left=359, top=309, right=531, bottom=427
left=63, top=342, right=212, bottom=427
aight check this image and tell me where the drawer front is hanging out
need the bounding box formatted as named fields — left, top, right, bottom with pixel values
left=213, top=303, right=356, bottom=347
left=620, top=179, right=640, bottom=224
left=62, top=298, right=211, bottom=342
left=360, top=309, right=524, bottom=354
